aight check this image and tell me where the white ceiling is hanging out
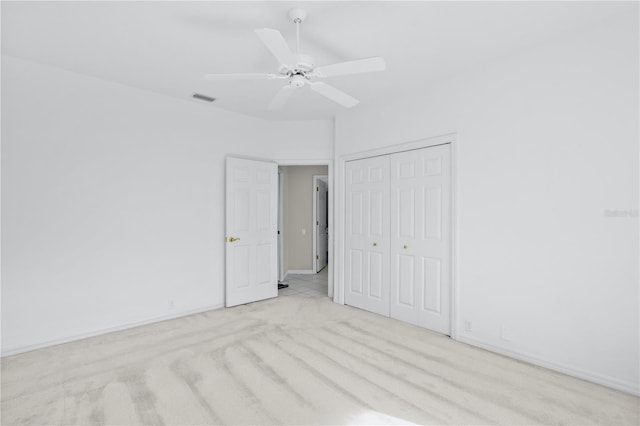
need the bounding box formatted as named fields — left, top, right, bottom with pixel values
left=1, top=1, right=631, bottom=121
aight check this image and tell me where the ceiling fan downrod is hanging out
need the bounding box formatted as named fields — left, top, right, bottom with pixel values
left=288, top=8, right=307, bottom=54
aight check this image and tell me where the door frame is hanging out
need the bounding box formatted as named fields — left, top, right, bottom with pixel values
left=334, top=133, right=459, bottom=339
left=312, top=175, right=329, bottom=273
left=277, top=168, right=285, bottom=282
left=277, top=159, right=334, bottom=299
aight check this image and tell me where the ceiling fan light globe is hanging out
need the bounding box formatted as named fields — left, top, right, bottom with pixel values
left=290, top=74, right=306, bottom=88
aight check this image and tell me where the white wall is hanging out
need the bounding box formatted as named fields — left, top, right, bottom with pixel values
left=1, top=55, right=333, bottom=354
left=335, top=16, right=639, bottom=393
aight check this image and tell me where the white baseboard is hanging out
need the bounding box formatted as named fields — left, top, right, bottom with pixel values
left=1, top=303, right=224, bottom=357
left=456, top=334, right=640, bottom=396
left=286, top=269, right=315, bottom=276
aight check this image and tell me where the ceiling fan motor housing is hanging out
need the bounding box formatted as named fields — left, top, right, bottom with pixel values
left=278, top=54, right=315, bottom=76
left=294, top=54, right=315, bottom=72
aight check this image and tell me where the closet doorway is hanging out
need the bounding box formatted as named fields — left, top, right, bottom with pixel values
left=339, top=135, right=456, bottom=336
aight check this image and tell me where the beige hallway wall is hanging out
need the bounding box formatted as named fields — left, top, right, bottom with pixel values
left=281, top=166, right=328, bottom=272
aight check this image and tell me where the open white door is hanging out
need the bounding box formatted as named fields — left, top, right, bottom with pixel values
left=225, top=157, right=278, bottom=307
left=315, top=178, right=329, bottom=272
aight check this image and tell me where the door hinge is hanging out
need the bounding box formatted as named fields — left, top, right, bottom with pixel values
left=316, top=186, right=319, bottom=191
left=316, top=220, right=319, bottom=225
left=316, top=255, right=319, bottom=259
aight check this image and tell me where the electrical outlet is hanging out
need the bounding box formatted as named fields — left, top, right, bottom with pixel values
left=464, top=320, right=472, bottom=332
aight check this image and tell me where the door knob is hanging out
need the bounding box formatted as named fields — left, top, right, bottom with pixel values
left=227, top=237, right=240, bottom=242
left=373, top=242, right=377, bottom=247
left=403, top=244, right=408, bottom=249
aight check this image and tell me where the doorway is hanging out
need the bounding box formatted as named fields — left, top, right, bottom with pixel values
left=313, top=175, right=329, bottom=273
left=277, top=164, right=331, bottom=298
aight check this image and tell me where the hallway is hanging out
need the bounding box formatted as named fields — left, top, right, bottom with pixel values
left=278, top=268, right=329, bottom=298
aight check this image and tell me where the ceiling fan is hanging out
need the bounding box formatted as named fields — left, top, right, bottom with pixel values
left=205, top=8, right=386, bottom=110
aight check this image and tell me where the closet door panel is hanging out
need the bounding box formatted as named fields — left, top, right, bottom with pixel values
left=348, top=249, right=364, bottom=294
left=397, top=254, right=416, bottom=307
left=390, top=144, right=451, bottom=335
left=369, top=251, right=384, bottom=299
left=344, top=156, right=390, bottom=316
left=423, top=257, right=442, bottom=313
left=419, top=144, right=451, bottom=334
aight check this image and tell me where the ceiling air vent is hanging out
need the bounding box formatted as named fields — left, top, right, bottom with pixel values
left=192, top=93, right=216, bottom=102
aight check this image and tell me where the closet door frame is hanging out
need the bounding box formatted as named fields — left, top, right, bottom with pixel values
left=334, top=133, right=459, bottom=339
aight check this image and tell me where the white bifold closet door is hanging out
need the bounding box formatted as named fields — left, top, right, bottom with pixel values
left=389, top=144, right=451, bottom=334
left=344, top=144, right=451, bottom=335
left=344, top=155, right=390, bottom=317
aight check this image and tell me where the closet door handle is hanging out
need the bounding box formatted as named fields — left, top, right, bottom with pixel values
left=372, top=242, right=377, bottom=247
left=403, top=244, right=408, bottom=250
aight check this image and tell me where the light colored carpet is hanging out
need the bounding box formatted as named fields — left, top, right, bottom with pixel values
left=2, top=295, right=639, bottom=425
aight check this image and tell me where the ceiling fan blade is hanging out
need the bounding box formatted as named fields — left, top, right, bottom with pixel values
left=309, top=82, right=359, bottom=108
left=313, top=57, right=386, bottom=78
left=205, top=73, right=280, bottom=81
left=268, top=85, right=295, bottom=110
left=255, top=28, right=296, bottom=67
